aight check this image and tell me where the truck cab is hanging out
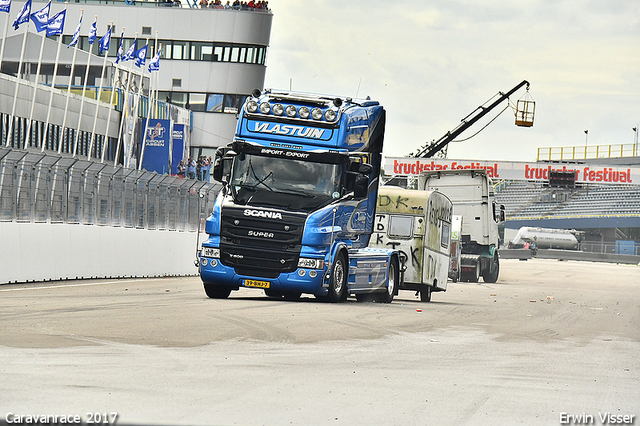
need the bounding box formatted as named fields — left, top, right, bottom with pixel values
left=198, top=90, right=399, bottom=302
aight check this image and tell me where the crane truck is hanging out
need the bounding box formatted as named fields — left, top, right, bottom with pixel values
left=197, top=89, right=400, bottom=302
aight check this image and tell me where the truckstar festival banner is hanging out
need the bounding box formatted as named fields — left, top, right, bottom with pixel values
left=141, top=119, right=171, bottom=174
left=385, top=157, right=640, bottom=185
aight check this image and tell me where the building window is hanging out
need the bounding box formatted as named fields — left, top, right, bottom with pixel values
left=206, top=94, right=224, bottom=112
left=172, top=41, right=189, bottom=60
left=189, top=93, right=207, bottom=112
left=191, top=42, right=214, bottom=61
left=142, top=26, right=152, bottom=36
left=172, top=79, right=182, bottom=88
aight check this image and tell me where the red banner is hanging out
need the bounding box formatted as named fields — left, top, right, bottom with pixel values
left=385, top=158, right=639, bottom=184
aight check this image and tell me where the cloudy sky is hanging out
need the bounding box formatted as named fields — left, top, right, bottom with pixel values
left=262, top=0, right=640, bottom=162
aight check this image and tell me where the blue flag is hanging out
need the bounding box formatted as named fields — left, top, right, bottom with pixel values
left=68, top=14, right=81, bottom=48
left=0, top=0, right=11, bottom=14
left=46, top=9, right=65, bottom=37
left=13, top=0, right=31, bottom=29
left=122, top=38, right=137, bottom=62
left=30, top=1, right=50, bottom=33
left=148, top=49, right=160, bottom=72
left=114, top=31, right=124, bottom=64
left=134, top=43, right=147, bottom=67
left=98, top=28, right=111, bottom=55
left=88, top=20, right=97, bottom=44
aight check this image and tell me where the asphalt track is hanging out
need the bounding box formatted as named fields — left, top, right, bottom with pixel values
left=1, top=259, right=639, bottom=426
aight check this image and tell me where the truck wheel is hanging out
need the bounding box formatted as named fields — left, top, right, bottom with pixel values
left=328, top=253, right=348, bottom=303
left=482, top=254, right=500, bottom=283
left=420, top=285, right=432, bottom=302
left=203, top=283, right=231, bottom=299
left=381, top=258, right=398, bottom=303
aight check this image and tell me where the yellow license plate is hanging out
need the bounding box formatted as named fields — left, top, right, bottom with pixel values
left=244, top=279, right=270, bottom=288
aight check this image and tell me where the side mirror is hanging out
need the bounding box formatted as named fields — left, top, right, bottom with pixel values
left=500, top=205, right=506, bottom=222
left=354, top=175, right=369, bottom=199
left=358, top=163, right=373, bottom=175
left=212, top=148, right=234, bottom=183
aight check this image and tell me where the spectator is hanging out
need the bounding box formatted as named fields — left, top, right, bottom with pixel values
left=196, top=156, right=203, bottom=180
left=177, top=160, right=186, bottom=177
left=187, top=156, right=196, bottom=179
left=199, top=0, right=208, bottom=8
left=232, top=0, right=240, bottom=9
left=224, top=0, right=231, bottom=8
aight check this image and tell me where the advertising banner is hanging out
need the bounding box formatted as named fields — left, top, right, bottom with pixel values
left=141, top=119, right=171, bottom=174
left=172, top=124, right=185, bottom=176
left=385, top=157, right=640, bottom=185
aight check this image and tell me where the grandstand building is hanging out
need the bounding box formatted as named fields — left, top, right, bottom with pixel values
left=0, top=0, right=272, bottom=162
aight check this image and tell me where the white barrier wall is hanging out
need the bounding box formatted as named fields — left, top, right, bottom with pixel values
left=0, top=222, right=201, bottom=284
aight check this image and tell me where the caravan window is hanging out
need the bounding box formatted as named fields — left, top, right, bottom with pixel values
left=441, top=223, right=450, bottom=249
left=388, top=215, right=413, bottom=239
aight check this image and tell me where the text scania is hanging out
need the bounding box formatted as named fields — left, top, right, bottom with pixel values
left=243, top=209, right=283, bottom=219
left=254, top=122, right=326, bottom=139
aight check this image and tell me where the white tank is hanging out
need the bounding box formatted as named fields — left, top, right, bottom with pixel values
left=511, top=227, right=579, bottom=250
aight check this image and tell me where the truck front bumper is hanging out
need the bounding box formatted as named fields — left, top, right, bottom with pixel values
left=199, top=255, right=328, bottom=296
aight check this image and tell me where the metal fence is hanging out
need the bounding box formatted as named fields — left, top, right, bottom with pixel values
left=0, top=147, right=220, bottom=230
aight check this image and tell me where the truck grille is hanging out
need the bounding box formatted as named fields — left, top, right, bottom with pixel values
left=219, top=206, right=307, bottom=278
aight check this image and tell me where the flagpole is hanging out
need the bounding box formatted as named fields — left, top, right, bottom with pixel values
left=24, top=31, right=47, bottom=148
left=130, top=42, right=146, bottom=170
left=104, top=27, right=123, bottom=163
left=59, top=9, right=82, bottom=154
left=87, top=22, right=112, bottom=160
left=73, top=15, right=97, bottom=156
left=42, top=4, right=68, bottom=152
left=7, top=23, right=29, bottom=147
left=138, top=39, right=156, bottom=170
left=24, top=1, right=51, bottom=149
left=117, top=33, right=137, bottom=168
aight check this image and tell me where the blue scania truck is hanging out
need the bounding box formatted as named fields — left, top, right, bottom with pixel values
left=197, top=89, right=400, bottom=302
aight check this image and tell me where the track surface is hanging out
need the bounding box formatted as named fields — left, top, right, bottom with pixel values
left=1, top=259, right=639, bottom=425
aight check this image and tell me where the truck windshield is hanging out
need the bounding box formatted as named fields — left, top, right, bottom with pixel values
left=230, top=154, right=343, bottom=211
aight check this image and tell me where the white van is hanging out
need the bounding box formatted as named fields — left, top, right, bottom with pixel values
left=371, top=186, right=453, bottom=301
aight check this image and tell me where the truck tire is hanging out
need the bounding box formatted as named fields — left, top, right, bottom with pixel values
left=380, top=258, right=398, bottom=303
left=328, top=253, right=348, bottom=303
left=420, top=285, right=432, bottom=302
left=482, top=253, right=500, bottom=283
left=203, top=283, right=231, bottom=299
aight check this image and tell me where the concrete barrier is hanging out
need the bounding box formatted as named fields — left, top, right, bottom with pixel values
left=0, top=222, right=201, bottom=284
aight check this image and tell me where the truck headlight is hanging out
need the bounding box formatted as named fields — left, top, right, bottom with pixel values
left=311, top=107, right=323, bottom=120
left=246, top=100, right=258, bottom=113
left=297, top=258, right=324, bottom=269
left=324, top=109, right=337, bottom=122
left=299, top=106, right=310, bottom=119
left=201, top=247, right=220, bottom=258
left=273, top=103, right=284, bottom=116
left=259, top=102, right=271, bottom=114
left=285, top=105, right=297, bottom=117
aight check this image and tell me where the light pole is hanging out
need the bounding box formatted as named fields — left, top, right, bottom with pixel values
left=584, top=129, right=589, bottom=145
left=634, top=127, right=638, bottom=156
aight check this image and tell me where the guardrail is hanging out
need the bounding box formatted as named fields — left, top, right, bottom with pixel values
left=0, top=147, right=220, bottom=230
left=537, top=144, right=639, bottom=161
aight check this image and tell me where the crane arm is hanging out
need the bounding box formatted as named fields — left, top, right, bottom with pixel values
left=415, top=80, right=530, bottom=158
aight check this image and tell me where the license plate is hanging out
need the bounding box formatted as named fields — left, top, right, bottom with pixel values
left=244, top=279, right=270, bottom=288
